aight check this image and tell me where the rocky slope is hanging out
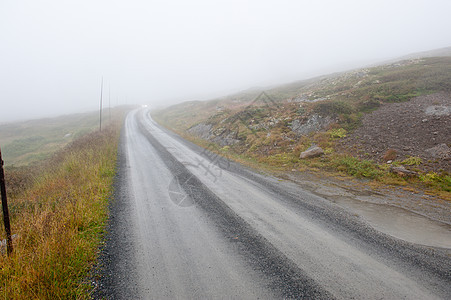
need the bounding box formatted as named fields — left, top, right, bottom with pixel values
left=153, top=55, right=451, bottom=194
left=340, top=92, right=450, bottom=172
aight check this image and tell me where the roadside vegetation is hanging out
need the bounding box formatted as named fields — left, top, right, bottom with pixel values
left=0, top=109, right=127, bottom=299
left=153, top=57, right=451, bottom=199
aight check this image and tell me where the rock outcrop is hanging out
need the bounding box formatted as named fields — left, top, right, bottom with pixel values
left=290, top=114, right=332, bottom=136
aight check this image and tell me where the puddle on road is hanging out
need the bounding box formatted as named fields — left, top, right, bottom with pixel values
left=332, top=196, right=451, bottom=249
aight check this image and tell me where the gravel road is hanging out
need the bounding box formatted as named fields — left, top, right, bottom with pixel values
left=94, top=109, right=451, bottom=299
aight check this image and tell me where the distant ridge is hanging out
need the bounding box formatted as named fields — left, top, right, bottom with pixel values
left=398, top=46, right=451, bottom=60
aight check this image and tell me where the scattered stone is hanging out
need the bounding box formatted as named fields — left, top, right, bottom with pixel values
left=425, top=144, right=451, bottom=159
left=300, top=146, right=324, bottom=159
left=425, top=105, right=451, bottom=116
left=389, top=166, right=418, bottom=177
left=0, top=234, right=18, bottom=255
left=339, top=92, right=451, bottom=172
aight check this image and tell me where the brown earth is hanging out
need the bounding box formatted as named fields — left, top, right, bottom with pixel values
left=340, top=93, right=451, bottom=172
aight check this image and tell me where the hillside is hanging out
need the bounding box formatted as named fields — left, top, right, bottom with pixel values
left=153, top=55, right=451, bottom=196
left=0, top=107, right=130, bottom=166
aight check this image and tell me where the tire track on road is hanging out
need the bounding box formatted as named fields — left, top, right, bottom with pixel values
left=137, top=111, right=333, bottom=299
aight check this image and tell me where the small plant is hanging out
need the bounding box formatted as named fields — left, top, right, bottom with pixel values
left=421, top=172, right=440, bottom=182
left=401, top=156, right=422, bottom=166
left=329, top=128, right=347, bottom=139
left=297, top=107, right=305, bottom=115
left=383, top=149, right=397, bottom=161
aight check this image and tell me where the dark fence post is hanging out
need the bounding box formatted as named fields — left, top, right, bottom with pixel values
left=0, top=147, right=13, bottom=255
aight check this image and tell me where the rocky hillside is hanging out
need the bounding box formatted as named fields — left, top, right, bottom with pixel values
left=153, top=55, right=451, bottom=194
left=340, top=92, right=450, bottom=172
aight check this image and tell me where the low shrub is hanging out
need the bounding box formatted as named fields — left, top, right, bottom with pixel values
left=401, top=156, right=422, bottom=166
left=331, top=155, right=383, bottom=179
left=313, top=101, right=354, bottom=116
left=383, top=149, right=397, bottom=161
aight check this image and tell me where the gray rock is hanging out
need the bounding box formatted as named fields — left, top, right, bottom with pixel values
left=425, top=105, right=451, bottom=116
left=425, top=144, right=451, bottom=159
left=0, top=234, right=18, bottom=254
left=188, top=123, right=240, bottom=146
left=389, top=166, right=418, bottom=177
left=290, top=114, right=332, bottom=136
left=300, top=146, right=324, bottom=159
left=188, top=123, right=213, bottom=140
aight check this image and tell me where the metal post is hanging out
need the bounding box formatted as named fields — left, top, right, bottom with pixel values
left=0, top=147, right=13, bottom=255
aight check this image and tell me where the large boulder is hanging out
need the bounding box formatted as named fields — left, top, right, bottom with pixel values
left=299, top=146, right=324, bottom=159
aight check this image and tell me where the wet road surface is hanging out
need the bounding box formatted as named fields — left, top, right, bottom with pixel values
left=95, top=109, right=451, bottom=299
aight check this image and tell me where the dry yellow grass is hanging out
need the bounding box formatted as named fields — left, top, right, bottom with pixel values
left=0, top=120, right=122, bottom=299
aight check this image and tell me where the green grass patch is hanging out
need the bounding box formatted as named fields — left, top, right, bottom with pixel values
left=401, top=156, right=423, bottom=166
left=330, top=155, right=383, bottom=179
left=420, top=172, right=451, bottom=192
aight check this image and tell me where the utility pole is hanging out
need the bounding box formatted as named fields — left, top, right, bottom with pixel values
left=99, top=77, right=103, bottom=131
left=0, top=147, right=13, bottom=256
left=108, top=84, right=111, bottom=122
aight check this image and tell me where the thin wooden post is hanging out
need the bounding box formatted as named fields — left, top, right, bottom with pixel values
left=109, top=84, right=111, bottom=122
left=0, top=147, right=13, bottom=255
left=100, top=76, right=103, bottom=131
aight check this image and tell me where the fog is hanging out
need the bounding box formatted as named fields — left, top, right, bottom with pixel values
left=1, top=0, right=450, bottom=122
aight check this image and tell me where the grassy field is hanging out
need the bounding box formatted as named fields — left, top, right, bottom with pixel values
left=0, top=110, right=111, bottom=166
left=153, top=57, right=451, bottom=199
left=0, top=108, right=128, bottom=299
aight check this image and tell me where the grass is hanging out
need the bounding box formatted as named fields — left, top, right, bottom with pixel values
left=0, top=111, right=104, bottom=166
left=0, top=113, right=125, bottom=299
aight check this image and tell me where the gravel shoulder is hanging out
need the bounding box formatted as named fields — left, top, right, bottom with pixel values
left=282, top=170, right=451, bottom=226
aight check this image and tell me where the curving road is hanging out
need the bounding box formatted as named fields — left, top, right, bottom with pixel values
left=95, top=109, right=451, bottom=299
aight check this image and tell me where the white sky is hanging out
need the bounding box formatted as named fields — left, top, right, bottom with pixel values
left=1, top=0, right=450, bottom=121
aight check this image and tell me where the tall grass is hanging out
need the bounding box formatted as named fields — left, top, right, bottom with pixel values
left=0, top=121, right=121, bottom=299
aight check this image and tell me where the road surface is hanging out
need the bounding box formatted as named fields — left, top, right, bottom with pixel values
left=95, top=109, right=451, bottom=299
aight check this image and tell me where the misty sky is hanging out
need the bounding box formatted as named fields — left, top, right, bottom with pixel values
left=1, top=0, right=450, bottom=122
